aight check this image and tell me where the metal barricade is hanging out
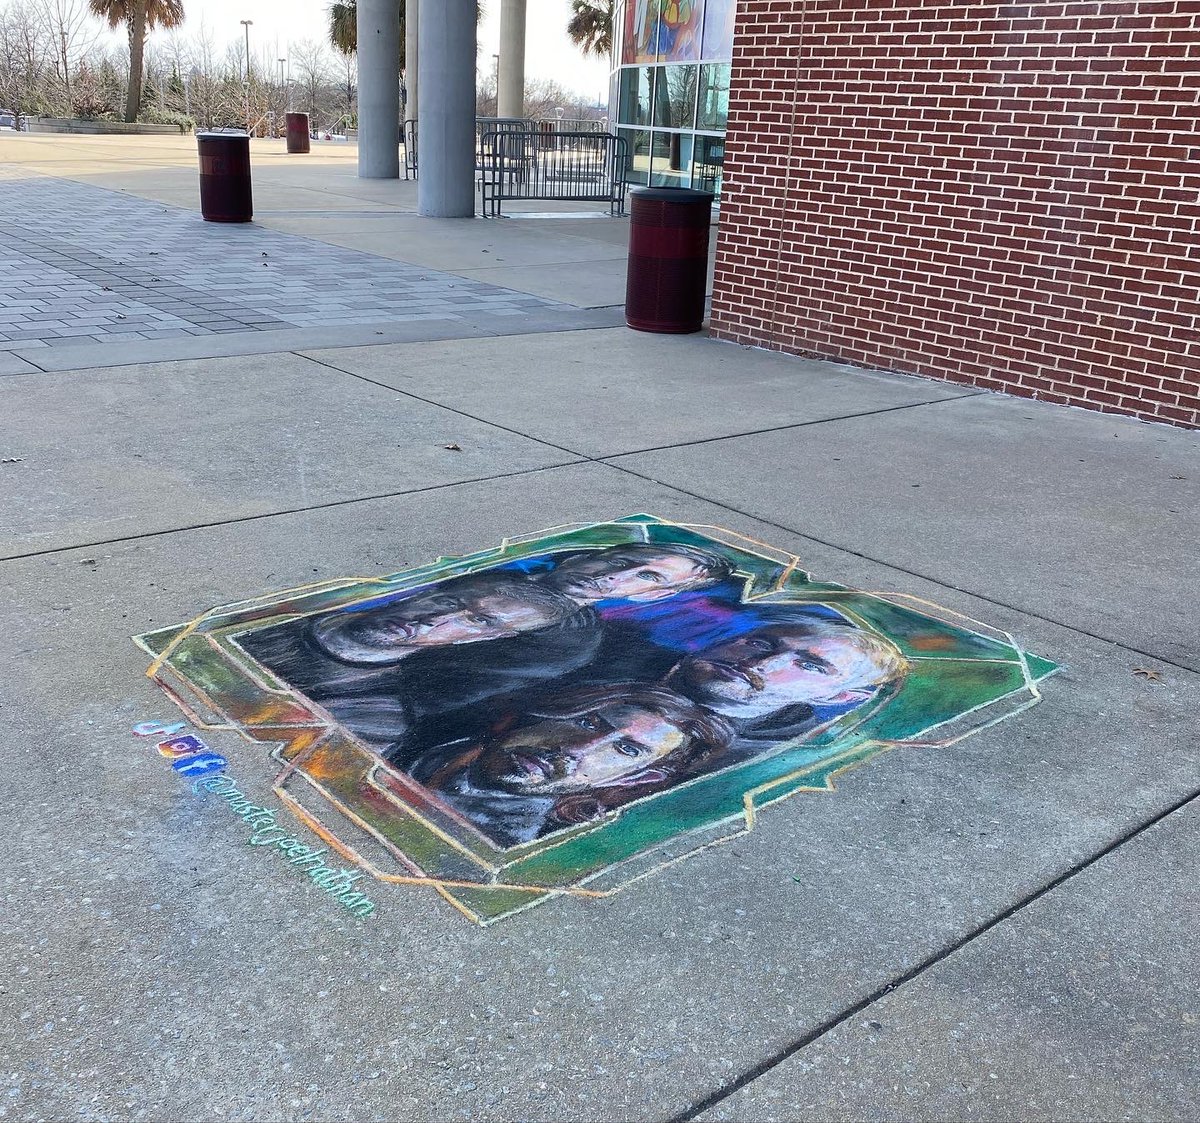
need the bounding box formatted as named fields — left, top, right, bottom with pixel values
left=404, top=117, right=534, bottom=181
left=478, top=131, right=630, bottom=218
left=403, top=118, right=418, bottom=179
left=476, top=117, right=535, bottom=168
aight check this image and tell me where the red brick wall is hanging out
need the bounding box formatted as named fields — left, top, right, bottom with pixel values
left=709, top=1, right=1200, bottom=428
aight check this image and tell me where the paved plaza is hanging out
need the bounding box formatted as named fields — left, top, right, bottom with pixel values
left=0, top=134, right=1196, bottom=1122
left=0, top=167, right=567, bottom=349
left=0, top=135, right=628, bottom=373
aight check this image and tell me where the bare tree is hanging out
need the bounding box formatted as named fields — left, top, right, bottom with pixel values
left=178, top=20, right=237, bottom=129
left=523, top=77, right=577, bottom=120
left=0, top=1, right=52, bottom=117
left=31, top=0, right=101, bottom=109
left=337, top=46, right=355, bottom=129
left=253, top=44, right=286, bottom=133
left=475, top=65, right=496, bottom=117
left=184, top=20, right=218, bottom=125
left=0, top=13, right=407, bottom=135
left=289, top=38, right=331, bottom=123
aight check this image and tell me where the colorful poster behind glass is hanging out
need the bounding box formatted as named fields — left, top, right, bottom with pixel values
left=623, top=0, right=656, bottom=63
left=623, top=0, right=703, bottom=63
left=137, top=516, right=1057, bottom=925
left=701, top=0, right=737, bottom=60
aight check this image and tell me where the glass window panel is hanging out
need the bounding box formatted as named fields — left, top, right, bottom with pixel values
left=619, top=127, right=652, bottom=185
left=622, top=0, right=659, bottom=63
left=692, top=133, right=725, bottom=195
left=649, top=132, right=696, bottom=188
left=701, top=0, right=737, bottom=61
left=617, top=66, right=654, bottom=126
left=696, top=63, right=730, bottom=131
left=651, top=65, right=697, bottom=130
left=659, top=0, right=702, bottom=62
left=622, top=0, right=702, bottom=63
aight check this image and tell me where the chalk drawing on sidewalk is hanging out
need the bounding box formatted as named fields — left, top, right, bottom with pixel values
left=134, top=515, right=1058, bottom=925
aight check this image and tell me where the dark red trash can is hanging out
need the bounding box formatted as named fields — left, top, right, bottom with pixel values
left=196, top=132, right=252, bottom=223
left=286, top=112, right=310, bottom=154
left=625, top=186, right=714, bottom=334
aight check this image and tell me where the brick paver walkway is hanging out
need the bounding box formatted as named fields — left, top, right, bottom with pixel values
left=0, top=170, right=565, bottom=350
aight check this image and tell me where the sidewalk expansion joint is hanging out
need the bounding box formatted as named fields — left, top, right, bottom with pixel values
left=293, top=356, right=1197, bottom=678
left=6, top=351, right=48, bottom=373
left=597, top=391, right=987, bottom=457
left=0, top=461, right=587, bottom=565
left=295, top=352, right=590, bottom=461
left=668, top=782, right=1200, bottom=1123
left=596, top=460, right=1200, bottom=679
left=295, top=355, right=985, bottom=485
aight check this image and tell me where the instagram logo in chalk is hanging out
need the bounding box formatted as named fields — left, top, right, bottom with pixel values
left=134, top=721, right=228, bottom=778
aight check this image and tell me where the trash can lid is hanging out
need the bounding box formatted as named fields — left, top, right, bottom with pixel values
left=631, top=186, right=714, bottom=204
left=196, top=129, right=249, bottom=138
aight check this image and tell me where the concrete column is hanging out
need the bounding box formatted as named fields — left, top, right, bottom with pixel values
left=417, top=0, right=476, bottom=217
left=357, top=0, right=400, bottom=179
left=497, top=0, right=526, bottom=119
left=404, top=0, right=418, bottom=124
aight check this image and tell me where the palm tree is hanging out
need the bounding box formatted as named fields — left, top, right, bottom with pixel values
left=326, top=1, right=483, bottom=61
left=567, top=0, right=614, bottom=59
left=328, top=1, right=364, bottom=57
left=89, top=0, right=185, bottom=123
left=328, top=0, right=406, bottom=65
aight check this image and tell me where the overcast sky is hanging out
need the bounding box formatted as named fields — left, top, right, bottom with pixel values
left=161, top=0, right=611, bottom=100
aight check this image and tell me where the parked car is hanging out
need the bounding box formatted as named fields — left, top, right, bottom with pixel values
left=0, top=112, right=18, bottom=130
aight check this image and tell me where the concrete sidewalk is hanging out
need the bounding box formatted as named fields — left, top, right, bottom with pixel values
left=0, top=137, right=1197, bottom=1123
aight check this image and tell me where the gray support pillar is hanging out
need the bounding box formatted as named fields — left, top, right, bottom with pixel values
left=497, top=0, right=526, bottom=119
left=404, top=0, right=418, bottom=124
left=357, top=0, right=400, bottom=179
left=417, top=0, right=476, bottom=217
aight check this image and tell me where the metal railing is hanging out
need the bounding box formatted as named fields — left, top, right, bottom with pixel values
left=478, top=129, right=630, bottom=218
left=533, top=116, right=609, bottom=134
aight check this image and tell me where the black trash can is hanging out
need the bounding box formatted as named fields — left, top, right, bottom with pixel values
left=625, top=186, right=714, bottom=334
left=286, top=112, right=310, bottom=154
left=196, top=131, right=253, bottom=223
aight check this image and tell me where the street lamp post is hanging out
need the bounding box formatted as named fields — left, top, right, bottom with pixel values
left=240, top=20, right=253, bottom=80
left=240, top=19, right=253, bottom=135
left=59, top=29, right=68, bottom=102
left=278, top=57, right=287, bottom=128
